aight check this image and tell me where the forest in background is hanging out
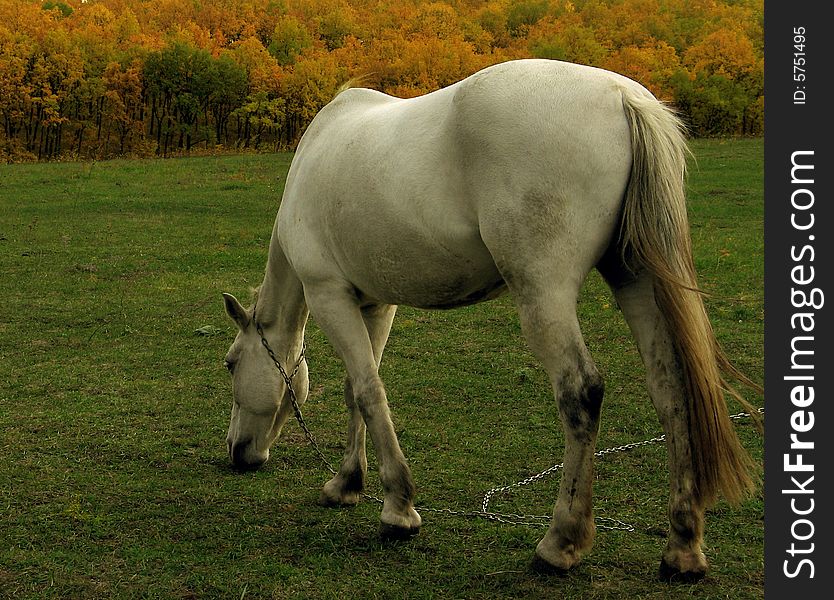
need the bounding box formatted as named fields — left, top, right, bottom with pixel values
left=0, top=0, right=764, bottom=161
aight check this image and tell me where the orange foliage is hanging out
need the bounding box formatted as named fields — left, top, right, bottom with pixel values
left=0, top=0, right=764, bottom=160
left=684, top=28, right=759, bottom=78
left=603, top=41, right=682, bottom=100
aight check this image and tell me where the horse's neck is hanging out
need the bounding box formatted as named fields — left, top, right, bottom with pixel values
left=257, top=242, right=308, bottom=358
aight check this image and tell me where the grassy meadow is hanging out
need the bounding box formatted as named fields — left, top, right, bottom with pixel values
left=0, top=139, right=763, bottom=598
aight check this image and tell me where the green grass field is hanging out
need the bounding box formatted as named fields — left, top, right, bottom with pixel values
left=0, top=139, right=763, bottom=599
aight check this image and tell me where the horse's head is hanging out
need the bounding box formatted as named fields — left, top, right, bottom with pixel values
left=221, top=292, right=309, bottom=471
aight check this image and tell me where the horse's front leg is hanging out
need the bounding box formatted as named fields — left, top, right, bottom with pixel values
left=320, top=305, right=398, bottom=507
left=319, top=376, right=367, bottom=506
left=305, top=287, right=420, bottom=537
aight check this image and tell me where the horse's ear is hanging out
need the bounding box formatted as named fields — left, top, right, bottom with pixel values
left=222, top=293, right=250, bottom=330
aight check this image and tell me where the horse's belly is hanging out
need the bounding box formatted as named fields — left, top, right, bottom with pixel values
left=339, top=228, right=505, bottom=309
left=358, top=263, right=506, bottom=310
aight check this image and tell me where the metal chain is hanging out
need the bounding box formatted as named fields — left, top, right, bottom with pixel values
left=252, top=320, right=762, bottom=532
left=473, top=407, right=764, bottom=530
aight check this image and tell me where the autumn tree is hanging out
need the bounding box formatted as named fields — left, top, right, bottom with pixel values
left=0, top=0, right=765, bottom=161
left=101, top=60, right=145, bottom=154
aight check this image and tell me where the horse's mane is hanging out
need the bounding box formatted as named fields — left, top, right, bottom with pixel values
left=334, top=73, right=376, bottom=97
left=249, top=286, right=261, bottom=311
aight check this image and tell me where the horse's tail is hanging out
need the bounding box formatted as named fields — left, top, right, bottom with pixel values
left=618, top=86, right=760, bottom=507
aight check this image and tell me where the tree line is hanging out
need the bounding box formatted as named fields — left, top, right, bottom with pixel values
left=0, top=0, right=764, bottom=161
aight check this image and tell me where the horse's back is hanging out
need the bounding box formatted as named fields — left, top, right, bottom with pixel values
left=301, top=59, right=639, bottom=165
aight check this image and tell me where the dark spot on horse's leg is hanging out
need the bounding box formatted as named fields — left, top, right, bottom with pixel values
left=584, top=379, right=604, bottom=422
left=558, top=374, right=604, bottom=442
left=670, top=508, right=699, bottom=541
left=343, top=466, right=366, bottom=494
left=379, top=457, right=416, bottom=505
left=567, top=477, right=579, bottom=510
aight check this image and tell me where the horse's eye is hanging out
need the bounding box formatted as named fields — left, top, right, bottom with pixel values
left=224, top=360, right=235, bottom=373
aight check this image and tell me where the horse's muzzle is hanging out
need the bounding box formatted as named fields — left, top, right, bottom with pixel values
left=229, top=439, right=267, bottom=471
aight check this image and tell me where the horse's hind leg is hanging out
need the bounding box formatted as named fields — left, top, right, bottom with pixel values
left=478, top=190, right=618, bottom=570
left=513, top=287, right=604, bottom=571
left=320, top=304, right=397, bottom=507
left=604, top=269, right=708, bottom=579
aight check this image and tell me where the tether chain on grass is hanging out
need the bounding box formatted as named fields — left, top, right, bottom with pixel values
left=472, top=406, right=764, bottom=530
left=302, top=391, right=760, bottom=531
left=254, top=322, right=762, bottom=532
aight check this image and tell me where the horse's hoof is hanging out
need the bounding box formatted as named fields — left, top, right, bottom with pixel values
left=658, top=557, right=707, bottom=583
left=379, top=522, right=420, bottom=541
left=530, top=553, right=571, bottom=576
left=318, top=490, right=361, bottom=508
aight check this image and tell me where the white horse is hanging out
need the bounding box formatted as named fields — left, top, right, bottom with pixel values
left=221, top=59, right=758, bottom=579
